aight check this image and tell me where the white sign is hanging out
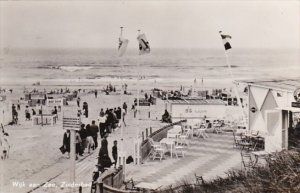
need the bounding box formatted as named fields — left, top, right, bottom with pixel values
left=171, top=104, right=226, bottom=120
left=47, top=98, right=64, bottom=106
left=63, top=117, right=81, bottom=130
left=31, top=94, right=45, bottom=100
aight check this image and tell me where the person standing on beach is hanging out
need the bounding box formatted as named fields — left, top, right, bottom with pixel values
left=12, top=104, right=16, bottom=121
left=83, top=102, right=88, bottom=118
left=17, top=101, right=20, bottom=111
left=123, top=102, right=127, bottom=114
left=112, top=140, right=118, bottom=168
left=25, top=106, right=30, bottom=121
left=77, top=97, right=80, bottom=107
left=94, top=90, right=98, bottom=98
left=116, top=107, right=122, bottom=127
left=98, top=110, right=107, bottom=138
left=122, top=107, right=127, bottom=127
left=90, top=120, right=99, bottom=149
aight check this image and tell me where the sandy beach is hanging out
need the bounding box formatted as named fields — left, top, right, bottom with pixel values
left=0, top=79, right=245, bottom=193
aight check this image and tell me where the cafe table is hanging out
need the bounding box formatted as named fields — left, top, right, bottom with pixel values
left=160, top=138, right=176, bottom=158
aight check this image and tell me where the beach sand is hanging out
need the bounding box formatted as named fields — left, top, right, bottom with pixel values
left=0, top=81, right=244, bottom=193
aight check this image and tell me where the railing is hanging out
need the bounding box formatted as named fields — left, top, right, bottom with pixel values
left=92, top=166, right=141, bottom=193
left=140, top=120, right=187, bottom=162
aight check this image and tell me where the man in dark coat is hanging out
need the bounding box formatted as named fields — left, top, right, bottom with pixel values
left=90, top=120, right=99, bottom=149
left=63, top=130, right=71, bottom=158
left=98, top=136, right=111, bottom=168
left=82, top=102, right=88, bottom=118
left=79, top=124, right=87, bottom=154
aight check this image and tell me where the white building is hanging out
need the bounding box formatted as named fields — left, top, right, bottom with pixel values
left=238, top=79, right=300, bottom=152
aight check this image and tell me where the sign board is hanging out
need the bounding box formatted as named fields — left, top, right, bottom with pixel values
left=47, top=98, right=64, bottom=106
left=292, top=102, right=300, bottom=108
left=31, top=94, right=45, bottom=100
left=63, top=117, right=81, bottom=130
left=171, top=103, right=226, bottom=120
left=134, top=99, right=150, bottom=106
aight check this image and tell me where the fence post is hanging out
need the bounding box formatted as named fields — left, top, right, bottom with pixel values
left=146, top=128, right=148, bottom=138
left=142, top=131, right=144, bottom=142
left=150, top=127, right=152, bottom=135
left=99, top=182, right=103, bottom=193
left=79, top=186, right=82, bottom=193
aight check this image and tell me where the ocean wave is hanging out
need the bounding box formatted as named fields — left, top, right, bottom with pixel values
left=59, top=66, right=94, bottom=72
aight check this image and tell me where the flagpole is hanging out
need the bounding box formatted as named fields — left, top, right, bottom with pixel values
left=135, top=29, right=141, bottom=165
left=220, top=33, right=247, bottom=127
left=119, top=26, right=124, bottom=157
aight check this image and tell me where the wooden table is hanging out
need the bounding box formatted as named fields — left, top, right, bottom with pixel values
left=160, top=138, right=175, bottom=158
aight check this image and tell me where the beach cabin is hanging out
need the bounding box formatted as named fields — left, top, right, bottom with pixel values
left=167, top=98, right=227, bottom=125
left=0, top=101, right=11, bottom=125
left=237, top=79, right=300, bottom=152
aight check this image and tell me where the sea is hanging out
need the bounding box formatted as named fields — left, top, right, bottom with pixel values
left=0, top=48, right=299, bottom=88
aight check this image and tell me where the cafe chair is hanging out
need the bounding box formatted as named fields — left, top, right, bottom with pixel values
left=152, top=144, right=166, bottom=161
left=174, top=144, right=185, bottom=158
left=240, top=152, right=254, bottom=171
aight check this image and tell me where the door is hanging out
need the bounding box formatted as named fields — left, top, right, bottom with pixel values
left=265, top=110, right=282, bottom=152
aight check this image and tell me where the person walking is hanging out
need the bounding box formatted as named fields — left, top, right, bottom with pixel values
left=98, top=136, right=111, bottom=168
left=79, top=124, right=87, bottom=154
left=75, top=131, right=82, bottom=159
left=83, top=102, right=88, bottom=118
left=90, top=120, right=99, bottom=149
left=98, top=110, right=107, bottom=138
left=63, top=130, right=71, bottom=158
left=77, top=97, right=81, bottom=107
left=123, top=102, right=127, bottom=114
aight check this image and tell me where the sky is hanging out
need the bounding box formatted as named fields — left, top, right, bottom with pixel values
left=0, top=0, right=299, bottom=49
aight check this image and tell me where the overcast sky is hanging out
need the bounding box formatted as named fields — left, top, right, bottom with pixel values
left=0, top=0, right=299, bottom=49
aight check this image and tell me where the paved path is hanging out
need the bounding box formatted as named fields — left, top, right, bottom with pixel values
left=126, top=133, right=241, bottom=189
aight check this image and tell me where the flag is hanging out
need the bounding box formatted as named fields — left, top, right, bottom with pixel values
left=137, top=34, right=150, bottom=55
left=219, top=31, right=232, bottom=50
left=118, top=37, right=129, bottom=57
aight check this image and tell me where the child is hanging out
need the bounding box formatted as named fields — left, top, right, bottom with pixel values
left=112, top=140, right=118, bottom=168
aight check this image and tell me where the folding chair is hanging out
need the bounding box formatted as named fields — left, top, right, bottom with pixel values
left=240, top=152, right=254, bottom=171
left=195, top=174, right=205, bottom=185
left=232, top=131, right=243, bottom=149
left=178, top=129, right=192, bottom=147
left=174, top=144, right=185, bottom=158
left=152, top=144, right=166, bottom=161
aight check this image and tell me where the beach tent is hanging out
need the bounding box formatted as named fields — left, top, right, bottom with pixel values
left=237, top=79, right=300, bottom=152
left=0, top=101, right=12, bottom=125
